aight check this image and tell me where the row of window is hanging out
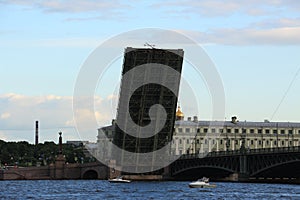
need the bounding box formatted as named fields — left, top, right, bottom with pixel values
left=174, top=138, right=298, bottom=146
left=176, top=127, right=300, bottom=134
left=175, top=140, right=298, bottom=155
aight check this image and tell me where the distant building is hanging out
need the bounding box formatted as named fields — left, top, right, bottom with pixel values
left=98, top=107, right=300, bottom=157
left=95, top=120, right=115, bottom=160
left=172, top=108, right=300, bottom=155
left=66, top=141, right=89, bottom=147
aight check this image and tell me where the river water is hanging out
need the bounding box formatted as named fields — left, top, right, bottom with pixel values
left=0, top=180, right=299, bottom=200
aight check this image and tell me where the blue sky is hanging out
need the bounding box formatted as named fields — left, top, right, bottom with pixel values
left=1, top=0, right=300, bottom=143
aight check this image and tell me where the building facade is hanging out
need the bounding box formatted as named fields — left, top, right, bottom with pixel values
left=97, top=107, right=300, bottom=157
left=172, top=109, right=300, bottom=155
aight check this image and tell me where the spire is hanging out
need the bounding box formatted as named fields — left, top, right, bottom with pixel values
left=176, top=105, right=184, bottom=121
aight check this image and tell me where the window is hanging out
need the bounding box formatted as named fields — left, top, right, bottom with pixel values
left=186, top=128, right=190, bottom=133
left=280, top=130, right=285, bottom=134
left=205, top=139, right=208, bottom=144
left=220, top=139, right=223, bottom=145
left=273, top=130, right=277, bottom=134
left=258, top=140, right=261, bottom=145
left=186, top=139, right=189, bottom=144
left=235, top=140, right=238, bottom=145
left=265, top=129, right=270, bottom=134
left=212, top=140, right=215, bottom=145
left=227, top=129, right=231, bottom=133
left=197, top=128, right=200, bottom=133
left=266, top=140, right=269, bottom=145
left=288, top=130, right=293, bottom=134
left=274, top=141, right=277, bottom=145
left=212, top=128, right=216, bottom=133
left=298, top=130, right=300, bottom=134
left=178, top=128, right=182, bottom=133
left=179, top=139, right=182, bottom=144
left=258, top=129, right=262, bottom=134
left=251, top=140, right=254, bottom=145
left=250, top=129, right=254, bottom=134
left=204, top=128, right=208, bottom=133
left=289, top=141, right=292, bottom=146
left=196, top=139, right=200, bottom=144
left=281, top=141, right=285, bottom=146
left=219, top=129, right=224, bottom=133
left=235, top=129, right=239, bottom=133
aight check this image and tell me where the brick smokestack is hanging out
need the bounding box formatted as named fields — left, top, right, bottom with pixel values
left=35, top=121, right=39, bottom=145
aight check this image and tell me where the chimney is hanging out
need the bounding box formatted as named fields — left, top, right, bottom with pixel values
left=231, top=116, right=237, bottom=124
left=35, top=121, right=39, bottom=145
left=193, top=116, right=198, bottom=122
left=187, top=117, right=191, bottom=121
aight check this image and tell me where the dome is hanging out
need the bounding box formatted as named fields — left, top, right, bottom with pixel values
left=176, top=106, right=184, bottom=120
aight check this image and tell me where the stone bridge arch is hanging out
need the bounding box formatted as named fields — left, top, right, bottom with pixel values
left=80, top=162, right=108, bottom=179
left=82, top=169, right=98, bottom=179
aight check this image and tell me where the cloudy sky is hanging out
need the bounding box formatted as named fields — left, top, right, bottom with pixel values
left=1, top=0, right=300, bottom=143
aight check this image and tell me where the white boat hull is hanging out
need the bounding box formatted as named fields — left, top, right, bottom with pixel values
left=189, top=183, right=216, bottom=188
left=108, top=177, right=131, bottom=183
left=109, top=179, right=131, bottom=183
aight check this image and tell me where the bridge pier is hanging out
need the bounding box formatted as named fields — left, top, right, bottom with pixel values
left=239, top=155, right=247, bottom=174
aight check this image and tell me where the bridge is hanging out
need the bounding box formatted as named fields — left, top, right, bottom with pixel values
left=0, top=160, right=108, bottom=180
left=169, top=146, right=300, bottom=183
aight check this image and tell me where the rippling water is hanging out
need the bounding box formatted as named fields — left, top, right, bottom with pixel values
left=0, top=180, right=299, bottom=200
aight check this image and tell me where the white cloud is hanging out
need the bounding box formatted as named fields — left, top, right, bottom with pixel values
left=0, top=0, right=132, bottom=22
left=1, top=112, right=11, bottom=119
left=180, top=27, right=300, bottom=45
left=151, top=0, right=300, bottom=17
left=0, top=131, right=8, bottom=141
left=1, top=0, right=130, bottom=13
left=0, top=93, right=115, bottom=142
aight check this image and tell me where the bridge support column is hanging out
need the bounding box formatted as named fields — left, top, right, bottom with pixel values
left=162, top=166, right=172, bottom=180
left=238, top=155, right=249, bottom=181
left=54, top=154, right=66, bottom=179
left=239, top=155, right=247, bottom=174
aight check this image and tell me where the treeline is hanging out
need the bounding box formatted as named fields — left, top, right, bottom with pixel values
left=0, top=140, right=94, bottom=167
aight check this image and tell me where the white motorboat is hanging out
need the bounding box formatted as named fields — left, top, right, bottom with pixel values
left=108, top=176, right=131, bottom=183
left=189, top=177, right=216, bottom=188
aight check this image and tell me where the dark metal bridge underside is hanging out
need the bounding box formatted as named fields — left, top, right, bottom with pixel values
left=170, top=146, right=300, bottom=181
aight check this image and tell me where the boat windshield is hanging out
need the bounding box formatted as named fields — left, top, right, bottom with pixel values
left=198, top=177, right=209, bottom=183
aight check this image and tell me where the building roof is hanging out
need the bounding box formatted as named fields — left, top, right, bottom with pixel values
left=175, top=120, right=300, bottom=128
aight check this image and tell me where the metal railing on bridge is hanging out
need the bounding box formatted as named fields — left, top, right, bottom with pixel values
left=178, top=146, right=300, bottom=160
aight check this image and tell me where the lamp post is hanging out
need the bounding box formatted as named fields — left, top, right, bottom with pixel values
left=240, top=128, right=246, bottom=154
left=276, top=123, right=279, bottom=148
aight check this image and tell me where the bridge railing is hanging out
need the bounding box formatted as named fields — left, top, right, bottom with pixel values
left=178, top=146, right=300, bottom=160
left=248, top=146, right=300, bottom=154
